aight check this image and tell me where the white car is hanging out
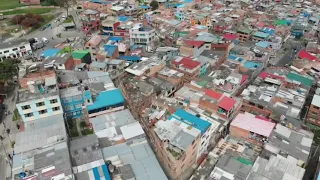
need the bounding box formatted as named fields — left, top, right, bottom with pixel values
left=42, top=37, right=49, bottom=44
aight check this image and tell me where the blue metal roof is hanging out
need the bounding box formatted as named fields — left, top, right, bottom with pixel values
left=42, top=48, right=61, bottom=58
left=103, top=45, right=117, bottom=56
left=102, top=165, right=111, bottom=180
left=119, top=55, right=141, bottom=61
left=109, top=36, right=123, bottom=42
left=87, top=89, right=124, bottom=111
left=91, top=0, right=111, bottom=4
left=255, top=41, right=270, bottom=48
left=244, top=61, right=261, bottom=69
left=93, top=167, right=101, bottom=180
left=139, top=5, right=150, bottom=9
left=118, top=16, right=129, bottom=22
left=170, top=109, right=211, bottom=134
left=174, top=3, right=182, bottom=7
left=253, top=31, right=270, bottom=38
left=261, top=27, right=275, bottom=35
left=228, top=55, right=244, bottom=62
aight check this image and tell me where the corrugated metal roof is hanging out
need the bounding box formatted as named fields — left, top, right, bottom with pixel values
left=101, top=139, right=168, bottom=180
left=231, top=113, right=275, bottom=137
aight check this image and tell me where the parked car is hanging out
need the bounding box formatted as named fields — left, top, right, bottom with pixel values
left=42, top=37, right=49, bottom=44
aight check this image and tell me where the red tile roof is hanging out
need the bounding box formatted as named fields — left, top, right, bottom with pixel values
left=218, top=96, right=236, bottom=111
left=205, top=89, right=223, bottom=100
left=298, top=49, right=317, bottom=61
left=266, top=25, right=276, bottom=29
left=172, top=57, right=201, bottom=70
left=259, top=72, right=285, bottom=81
left=184, top=40, right=205, bottom=48
left=256, top=22, right=265, bottom=28
left=223, top=33, right=239, bottom=41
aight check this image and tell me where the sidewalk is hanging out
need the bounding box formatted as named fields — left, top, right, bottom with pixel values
left=0, top=86, right=19, bottom=179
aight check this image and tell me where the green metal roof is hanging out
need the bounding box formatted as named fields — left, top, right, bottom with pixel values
left=72, top=50, right=90, bottom=59
left=197, top=80, right=208, bottom=87
left=237, top=28, right=252, bottom=34
left=174, top=31, right=190, bottom=37
left=286, top=72, right=313, bottom=86
left=274, top=19, right=287, bottom=26
left=235, top=157, right=254, bottom=165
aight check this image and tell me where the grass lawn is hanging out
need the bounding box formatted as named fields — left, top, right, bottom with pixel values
left=68, top=119, right=79, bottom=138
left=81, top=128, right=94, bottom=136
left=63, top=16, right=74, bottom=23
left=12, top=108, right=21, bottom=121
left=0, top=0, right=21, bottom=10
left=3, top=8, right=55, bottom=15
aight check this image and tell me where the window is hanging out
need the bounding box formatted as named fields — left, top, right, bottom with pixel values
left=36, top=102, right=45, bottom=107
left=22, top=105, right=31, bottom=110
left=20, top=46, right=25, bottom=49
left=52, top=107, right=60, bottom=111
left=73, top=95, right=82, bottom=101
left=312, top=111, right=318, bottom=115
left=64, top=105, right=74, bottom=111
left=314, top=106, right=319, bottom=109
left=12, top=48, right=18, bottom=51
left=4, top=50, right=9, bottom=53
left=25, top=113, right=33, bottom=117
left=39, top=109, right=47, bottom=114
left=75, top=104, right=82, bottom=109
left=249, top=102, right=255, bottom=106
left=63, top=97, right=72, bottom=103
left=50, top=99, right=58, bottom=104
left=257, top=105, right=264, bottom=109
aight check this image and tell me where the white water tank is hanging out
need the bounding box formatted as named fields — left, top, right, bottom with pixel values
left=27, top=81, right=35, bottom=93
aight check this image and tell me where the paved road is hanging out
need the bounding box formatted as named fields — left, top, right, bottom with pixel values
left=275, top=41, right=303, bottom=66
left=23, top=9, right=85, bottom=58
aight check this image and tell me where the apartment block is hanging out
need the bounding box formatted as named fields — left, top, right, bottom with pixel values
left=129, top=23, right=156, bottom=46
left=84, top=35, right=104, bottom=60
left=152, top=117, right=201, bottom=179
left=230, top=112, right=276, bottom=146
left=171, top=57, right=201, bottom=83
left=16, top=77, right=63, bottom=124
left=119, top=75, right=156, bottom=118
left=237, top=28, right=253, bottom=42
left=306, top=93, right=320, bottom=126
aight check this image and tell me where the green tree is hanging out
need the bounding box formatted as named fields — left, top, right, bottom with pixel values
left=79, top=121, right=86, bottom=129
left=150, top=0, right=159, bottom=10
left=0, top=59, right=19, bottom=83
left=55, top=0, right=75, bottom=16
